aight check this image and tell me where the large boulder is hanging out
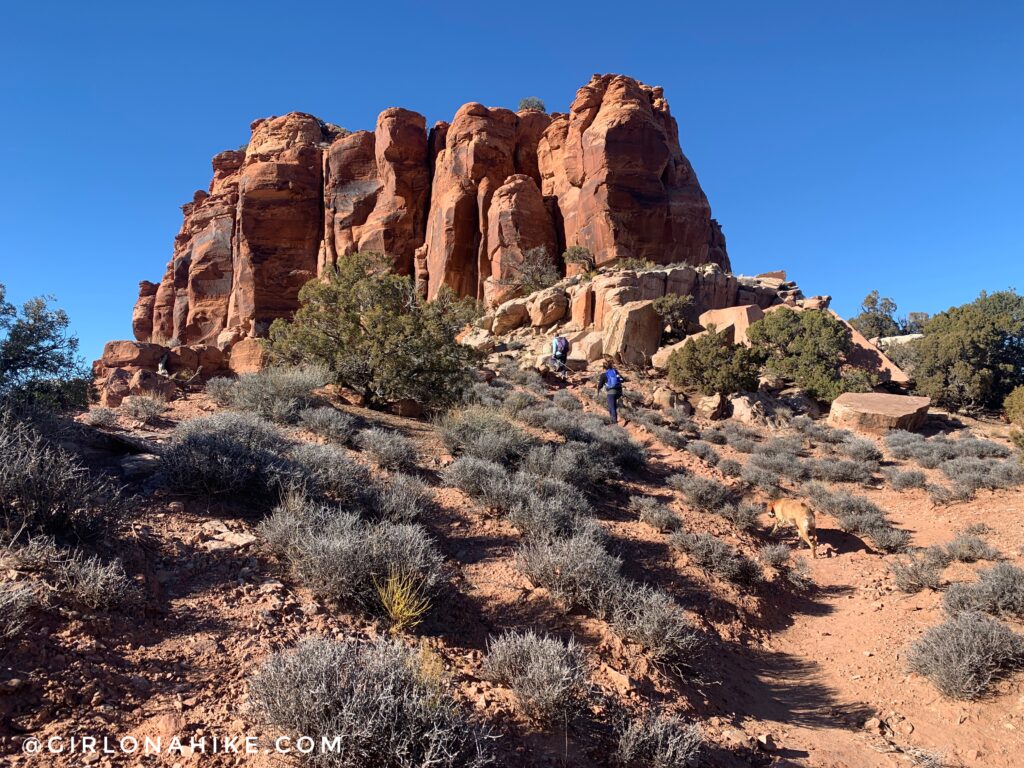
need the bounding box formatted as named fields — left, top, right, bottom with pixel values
left=698, top=304, right=765, bottom=345
left=569, top=331, right=604, bottom=363
left=228, top=337, right=268, bottom=375
left=603, top=301, right=663, bottom=366
left=696, top=393, right=728, bottom=420
left=100, top=341, right=167, bottom=370
left=592, top=273, right=641, bottom=330
left=528, top=287, right=569, bottom=327
left=651, top=331, right=706, bottom=370
left=568, top=283, right=595, bottom=329
left=492, top=297, right=531, bottom=335
left=827, top=392, right=930, bottom=435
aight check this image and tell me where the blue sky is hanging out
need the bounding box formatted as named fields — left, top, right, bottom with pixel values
left=1, top=1, right=1021, bottom=361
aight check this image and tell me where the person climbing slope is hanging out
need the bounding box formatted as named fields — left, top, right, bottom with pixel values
left=550, top=334, right=571, bottom=380
left=596, top=359, right=625, bottom=424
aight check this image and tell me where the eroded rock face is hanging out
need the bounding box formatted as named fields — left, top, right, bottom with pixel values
left=538, top=74, right=729, bottom=270
left=113, top=74, right=731, bottom=381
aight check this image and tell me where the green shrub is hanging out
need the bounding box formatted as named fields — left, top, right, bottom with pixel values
left=890, top=551, right=944, bottom=593
left=249, top=638, right=492, bottom=768
left=666, top=328, right=762, bottom=396
left=1006, top=385, right=1024, bottom=426
left=517, top=536, right=622, bottom=612
left=562, top=246, right=596, bottom=273
left=483, top=630, right=586, bottom=725
left=0, top=282, right=89, bottom=408
left=886, top=468, right=926, bottom=491
left=909, top=290, right=1024, bottom=412
left=607, top=583, right=703, bottom=661
left=675, top=476, right=731, bottom=511
left=82, top=407, right=118, bottom=428
left=945, top=534, right=1000, bottom=563
left=496, top=247, right=561, bottom=297
left=652, top=294, right=694, bottom=341
left=671, top=533, right=761, bottom=585
left=747, top=307, right=868, bottom=401
left=287, top=443, right=373, bottom=507
left=518, top=96, right=546, bottom=112
left=848, top=290, right=903, bottom=340
left=268, top=252, right=480, bottom=410
left=119, top=394, right=168, bottom=424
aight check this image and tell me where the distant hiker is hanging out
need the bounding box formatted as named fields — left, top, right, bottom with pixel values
left=597, top=360, right=624, bottom=424
left=550, top=335, right=571, bottom=379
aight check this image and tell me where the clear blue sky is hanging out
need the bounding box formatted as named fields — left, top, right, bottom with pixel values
left=2, top=1, right=1021, bottom=361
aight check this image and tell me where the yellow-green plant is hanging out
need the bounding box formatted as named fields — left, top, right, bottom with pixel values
left=376, top=569, right=431, bottom=634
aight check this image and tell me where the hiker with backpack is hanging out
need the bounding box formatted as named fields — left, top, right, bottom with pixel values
left=597, top=359, right=625, bottom=424
left=550, top=335, right=571, bottom=379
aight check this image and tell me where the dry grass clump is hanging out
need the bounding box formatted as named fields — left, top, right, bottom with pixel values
left=699, top=428, right=727, bottom=445
left=791, top=415, right=851, bottom=444
left=837, top=436, right=883, bottom=463
left=439, top=406, right=535, bottom=464
left=51, top=549, right=134, bottom=611
left=938, top=456, right=1024, bottom=496
left=907, top=612, right=1024, bottom=699
left=717, top=459, right=742, bottom=478
left=298, top=406, right=357, bottom=443
left=1, top=411, right=124, bottom=539
left=371, top=473, right=431, bottom=524
left=685, top=440, right=720, bottom=466
left=0, top=581, right=37, bottom=644
left=944, top=563, right=1024, bottom=619
left=225, top=365, right=330, bottom=423
left=945, top=534, right=1000, bottom=563
left=890, top=433, right=1013, bottom=469
left=355, top=427, right=418, bottom=470
left=501, top=389, right=541, bottom=416
left=675, top=476, right=731, bottom=512
left=748, top=438, right=807, bottom=480
left=630, top=496, right=681, bottom=532
left=804, top=458, right=876, bottom=484
left=522, top=441, right=619, bottom=490
left=249, top=637, right=493, bottom=768
left=204, top=376, right=236, bottom=405
left=740, top=463, right=781, bottom=493
left=160, top=412, right=287, bottom=503
left=82, top=407, right=118, bottom=428
left=119, top=394, right=167, bottom=424
left=758, top=543, right=792, bottom=569
left=608, top=582, right=703, bottom=662
left=890, top=549, right=947, bottom=593
left=483, top=630, right=587, bottom=725
left=885, top=468, right=926, bottom=491
left=518, top=536, right=622, bottom=612
left=805, top=482, right=909, bottom=552
left=552, top=390, right=582, bottom=411
left=613, top=710, right=702, bottom=767
left=671, top=533, right=761, bottom=585
left=287, top=442, right=373, bottom=506
left=719, top=502, right=761, bottom=531
left=883, top=430, right=926, bottom=460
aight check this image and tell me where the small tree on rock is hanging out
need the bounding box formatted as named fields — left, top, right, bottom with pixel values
left=268, top=252, right=481, bottom=410
left=562, top=246, right=596, bottom=274
left=652, top=294, right=694, bottom=342
left=518, top=97, right=546, bottom=112
left=498, top=247, right=561, bottom=297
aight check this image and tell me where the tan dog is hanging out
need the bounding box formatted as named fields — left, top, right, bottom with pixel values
left=767, top=499, right=818, bottom=558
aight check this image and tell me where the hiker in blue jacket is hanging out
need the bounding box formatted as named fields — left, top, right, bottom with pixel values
left=597, top=359, right=625, bottom=424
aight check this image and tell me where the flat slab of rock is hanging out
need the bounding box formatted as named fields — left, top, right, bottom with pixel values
left=827, top=392, right=930, bottom=435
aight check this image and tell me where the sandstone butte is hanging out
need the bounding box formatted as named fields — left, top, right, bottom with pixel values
left=96, top=73, right=733, bottom=398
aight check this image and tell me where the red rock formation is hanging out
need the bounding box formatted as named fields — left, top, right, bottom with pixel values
left=321, top=108, right=429, bottom=277
left=483, top=174, right=557, bottom=307
left=109, top=74, right=731, bottom=385
left=538, top=74, right=728, bottom=270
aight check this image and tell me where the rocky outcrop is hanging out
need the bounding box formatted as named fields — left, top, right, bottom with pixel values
left=603, top=301, right=663, bottom=366
left=827, top=392, right=930, bottom=435
left=105, top=74, right=732, bottom=385
left=538, top=74, right=728, bottom=270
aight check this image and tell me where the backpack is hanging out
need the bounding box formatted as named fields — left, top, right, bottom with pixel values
left=554, top=336, right=569, bottom=355
left=604, top=368, right=622, bottom=390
